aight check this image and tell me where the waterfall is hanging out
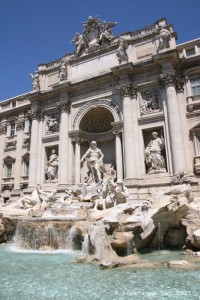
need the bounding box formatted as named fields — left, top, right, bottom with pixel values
left=67, top=227, right=77, bottom=250
left=81, top=234, right=89, bottom=255
left=14, top=219, right=75, bottom=250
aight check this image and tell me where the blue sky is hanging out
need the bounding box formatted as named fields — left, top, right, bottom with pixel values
left=0, top=0, right=200, bottom=101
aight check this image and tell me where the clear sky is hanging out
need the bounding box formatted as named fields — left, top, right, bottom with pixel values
left=0, top=0, right=200, bottom=101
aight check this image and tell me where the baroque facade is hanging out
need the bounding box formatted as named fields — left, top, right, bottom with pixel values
left=1, top=17, right=200, bottom=201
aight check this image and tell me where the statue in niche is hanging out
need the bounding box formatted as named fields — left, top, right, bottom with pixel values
left=157, top=26, right=171, bottom=51
left=46, top=114, right=59, bottom=133
left=45, top=149, right=59, bottom=181
left=116, top=37, right=128, bottom=63
left=141, top=90, right=160, bottom=114
left=59, top=59, right=68, bottom=81
left=80, top=141, right=104, bottom=183
left=29, top=72, right=40, bottom=91
left=144, top=131, right=166, bottom=174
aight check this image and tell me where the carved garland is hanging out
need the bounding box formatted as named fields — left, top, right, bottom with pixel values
left=73, top=99, right=122, bottom=130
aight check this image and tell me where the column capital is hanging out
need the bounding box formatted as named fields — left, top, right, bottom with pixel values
left=0, top=123, right=7, bottom=135
left=72, top=137, right=82, bottom=145
left=28, top=109, right=44, bottom=121
left=160, top=73, right=176, bottom=88
left=118, top=82, right=138, bottom=98
left=57, top=100, right=71, bottom=113
left=16, top=118, right=25, bottom=131
left=175, top=78, right=184, bottom=93
left=113, top=129, right=122, bottom=137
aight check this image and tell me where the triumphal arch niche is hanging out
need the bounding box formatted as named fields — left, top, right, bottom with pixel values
left=71, top=99, right=123, bottom=183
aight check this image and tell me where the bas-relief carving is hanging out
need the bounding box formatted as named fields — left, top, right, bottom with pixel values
left=144, top=131, right=166, bottom=174
left=72, top=16, right=117, bottom=57
left=140, top=90, right=160, bottom=115
left=45, top=114, right=59, bottom=133
left=29, top=72, right=40, bottom=91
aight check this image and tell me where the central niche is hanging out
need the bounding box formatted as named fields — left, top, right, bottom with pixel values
left=80, top=107, right=114, bottom=133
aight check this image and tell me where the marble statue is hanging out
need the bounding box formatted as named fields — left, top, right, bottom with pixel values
left=46, top=114, right=59, bottom=133
left=116, top=37, right=128, bottom=63
left=144, top=132, right=166, bottom=173
left=72, top=16, right=117, bottom=56
left=29, top=72, right=40, bottom=91
left=72, top=33, right=87, bottom=56
left=45, top=149, right=58, bottom=181
left=37, top=184, right=57, bottom=208
left=157, top=26, right=171, bottom=50
left=59, top=59, right=67, bottom=81
left=17, top=188, right=41, bottom=209
left=81, top=141, right=104, bottom=183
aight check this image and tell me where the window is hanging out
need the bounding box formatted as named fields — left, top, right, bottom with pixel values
left=10, top=123, right=15, bottom=137
left=6, top=164, right=12, bottom=178
left=191, top=77, right=200, bottom=96
left=186, top=48, right=195, bottom=57
left=24, top=161, right=29, bottom=176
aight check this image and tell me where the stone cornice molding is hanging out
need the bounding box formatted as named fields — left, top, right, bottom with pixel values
left=0, top=123, right=7, bottom=135
left=57, top=100, right=71, bottom=114
left=118, top=82, right=138, bottom=98
left=16, top=118, right=25, bottom=131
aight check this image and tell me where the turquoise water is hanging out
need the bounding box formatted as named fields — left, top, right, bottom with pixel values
left=1, top=244, right=200, bottom=300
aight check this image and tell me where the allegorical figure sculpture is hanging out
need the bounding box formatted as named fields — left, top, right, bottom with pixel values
left=80, top=141, right=104, bottom=183
left=116, top=37, right=128, bottom=63
left=29, top=72, right=40, bottom=91
left=59, top=59, right=68, bottom=81
left=45, top=149, right=59, bottom=181
left=157, top=26, right=171, bottom=51
left=144, top=132, right=166, bottom=174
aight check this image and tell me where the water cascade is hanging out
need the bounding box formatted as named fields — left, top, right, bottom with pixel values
left=14, top=218, right=74, bottom=250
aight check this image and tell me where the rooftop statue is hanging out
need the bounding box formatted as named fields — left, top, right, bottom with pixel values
left=29, top=72, right=40, bottom=91
left=72, top=16, right=117, bottom=56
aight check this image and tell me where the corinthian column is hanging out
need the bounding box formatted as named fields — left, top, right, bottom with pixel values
left=119, top=83, right=138, bottom=179
left=29, top=109, right=44, bottom=187
left=57, top=99, right=71, bottom=185
left=160, top=73, right=187, bottom=174
left=14, top=118, right=25, bottom=189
